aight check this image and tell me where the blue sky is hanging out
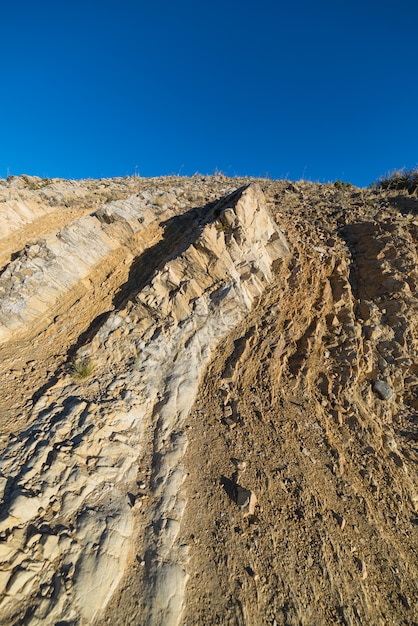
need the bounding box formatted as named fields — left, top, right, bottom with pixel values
left=1, top=0, right=417, bottom=187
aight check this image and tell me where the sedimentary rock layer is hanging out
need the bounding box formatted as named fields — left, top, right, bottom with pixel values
left=0, top=183, right=289, bottom=624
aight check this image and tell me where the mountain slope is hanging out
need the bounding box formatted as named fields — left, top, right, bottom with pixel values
left=0, top=175, right=417, bottom=625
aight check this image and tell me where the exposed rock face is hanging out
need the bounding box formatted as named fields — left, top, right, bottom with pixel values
left=0, top=175, right=417, bottom=626
left=0, top=182, right=289, bottom=624
left=0, top=198, right=162, bottom=343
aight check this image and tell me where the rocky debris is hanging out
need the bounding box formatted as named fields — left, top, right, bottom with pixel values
left=0, top=175, right=278, bottom=429
left=231, top=458, right=247, bottom=471
left=171, top=182, right=418, bottom=626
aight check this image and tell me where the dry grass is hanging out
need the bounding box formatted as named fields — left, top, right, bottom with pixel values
left=71, top=358, right=96, bottom=380
left=376, top=167, right=418, bottom=194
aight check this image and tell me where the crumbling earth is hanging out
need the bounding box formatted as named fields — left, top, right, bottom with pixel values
left=0, top=174, right=417, bottom=625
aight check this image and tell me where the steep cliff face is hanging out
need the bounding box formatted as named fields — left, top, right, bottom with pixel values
left=0, top=175, right=417, bottom=625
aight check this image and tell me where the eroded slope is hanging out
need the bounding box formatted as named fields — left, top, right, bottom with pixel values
left=0, top=175, right=417, bottom=626
left=179, top=203, right=418, bottom=625
left=0, top=175, right=243, bottom=433
left=106, top=182, right=418, bottom=626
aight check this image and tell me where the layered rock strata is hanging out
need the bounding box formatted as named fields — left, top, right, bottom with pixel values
left=0, top=184, right=289, bottom=624
left=0, top=197, right=165, bottom=344
left=1, top=175, right=417, bottom=626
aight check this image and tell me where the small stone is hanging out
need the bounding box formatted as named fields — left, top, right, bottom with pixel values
left=232, top=458, right=247, bottom=471
left=50, top=500, right=61, bottom=513
left=0, top=477, right=7, bottom=500
left=373, top=380, right=393, bottom=400
left=40, top=583, right=53, bottom=597
left=26, top=533, right=42, bottom=549
left=236, top=485, right=257, bottom=515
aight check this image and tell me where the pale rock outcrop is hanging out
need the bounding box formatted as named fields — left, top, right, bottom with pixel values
left=0, top=184, right=289, bottom=625
left=0, top=177, right=100, bottom=240
left=0, top=196, right=165, bottom=343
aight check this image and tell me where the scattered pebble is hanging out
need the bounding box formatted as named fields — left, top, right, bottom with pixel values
left=236, top=485, right=257, bottom=516
left=373, top=380, right=394, bottom=400
left=232, top=458, right=247, bottom=471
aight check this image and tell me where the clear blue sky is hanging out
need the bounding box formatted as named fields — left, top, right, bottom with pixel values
left=1, top=0, right=417, bottom=187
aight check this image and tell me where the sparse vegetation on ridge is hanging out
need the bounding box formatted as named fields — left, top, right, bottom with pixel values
left=334, top=179, right=352, bottom=190
left=375, top=167, right=418, bottom=194
left=20, top=174, right=53, bottom=190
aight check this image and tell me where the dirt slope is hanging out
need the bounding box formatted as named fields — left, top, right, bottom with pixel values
left=179, top=212, right=418, bottom=625
left=0, top=175, right=417, bottom=625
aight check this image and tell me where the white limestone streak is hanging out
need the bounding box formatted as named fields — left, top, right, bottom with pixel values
left=0, top=184, right=289, bottom=625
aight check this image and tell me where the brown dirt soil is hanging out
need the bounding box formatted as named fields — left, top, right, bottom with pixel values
left=177, top=186, right=418, bottom=626
left=180, top=279, right=416, bottom=626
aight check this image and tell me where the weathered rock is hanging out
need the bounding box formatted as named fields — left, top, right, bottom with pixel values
left=0, top=197, right=163, bottom=344
left=373, top=380, right=394, bottom=400
left=236, top=485, right=258, bottom=515
left=2, top=174, right=417, bottom=626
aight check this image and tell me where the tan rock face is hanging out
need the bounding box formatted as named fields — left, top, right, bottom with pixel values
left=0, top=181, right=289, bottom=625
left=0, top=175, right=417, bottom=626
left=0, top=197, right=162, bottom=343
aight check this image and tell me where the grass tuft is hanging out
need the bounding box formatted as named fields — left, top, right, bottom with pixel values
left=71, top=358, right=96, bottom=380
left=334, top=180, right=352, bottom=190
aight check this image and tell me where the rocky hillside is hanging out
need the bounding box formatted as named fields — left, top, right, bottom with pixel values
left=0, top=174, right=417, bottom=625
